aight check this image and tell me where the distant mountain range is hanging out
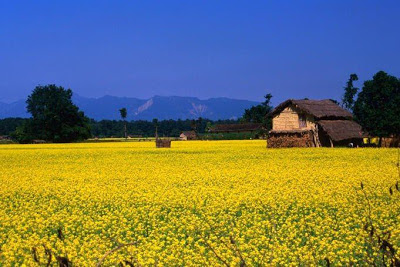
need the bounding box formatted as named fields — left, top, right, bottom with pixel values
left=0, top=95, right=259, bottom=121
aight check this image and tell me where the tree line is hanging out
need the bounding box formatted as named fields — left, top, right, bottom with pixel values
left=0, top=117, right=239, bottom=140
left=90, top=118, right=239, bottom=138
left=1, top=70, right=399, bottom=144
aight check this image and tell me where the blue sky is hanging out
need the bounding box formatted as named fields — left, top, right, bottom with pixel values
left=1, top=1, right=399, bottom=105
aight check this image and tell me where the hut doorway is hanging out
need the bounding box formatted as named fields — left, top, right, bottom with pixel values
left=317, top=128, right=333, bottom=147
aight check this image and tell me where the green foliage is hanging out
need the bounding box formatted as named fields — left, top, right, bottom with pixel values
left=241, top=93, right=273, bottom=130
left=152, top=118, right=158, bottom=126
left=15, top=85, right=91, bottom=143
left=0, top=118, right=26, bottom=136
left=0, top=117, right=240, bottom=140
left=12, top=119, right=37, bottom=143
left=89, top=119, right=238, bottom=138
left=342, top=73, right=359, bottom=111
left=119, top=108, right=127, bottom=120
left=353, top=71, right=400, bottom=139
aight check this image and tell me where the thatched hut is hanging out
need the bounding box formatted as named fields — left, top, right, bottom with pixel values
left=267, top=99, right=365, bottom=148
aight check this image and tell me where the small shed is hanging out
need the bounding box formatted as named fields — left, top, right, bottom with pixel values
left=180, top=131, right=198, bottom=140
left=267, top=99, right=365, bottom=148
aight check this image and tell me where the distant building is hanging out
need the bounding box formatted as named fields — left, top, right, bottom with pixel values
left=32, top=140, right=47, bottom=144
left=180, top=131, right=198, bottom=140
left=267, top=99, right=365, bottom=148
left=208, top=123, right=263, bottom=133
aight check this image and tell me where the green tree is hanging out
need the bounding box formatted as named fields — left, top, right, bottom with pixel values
left=353, top=71, right=400, bottom=146
left=16, top=84, right=91, bottom=143
left=119, top=107, right=128, bottom=139
left=0, top=118, right=27, bottom=136
left=197, top=117, right=203, bottom=133
left=342, top=73, right=359, bottom=111
left=190, top=119, right=197, bottom=133
left=241, top=93, right=273, bottom=130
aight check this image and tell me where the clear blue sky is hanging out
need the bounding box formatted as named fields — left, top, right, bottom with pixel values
left=1, top=1, right=399, bottom=105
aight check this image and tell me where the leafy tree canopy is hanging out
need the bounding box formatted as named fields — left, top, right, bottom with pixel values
left=353, top=71, right=400, bottom=138
left=342, top=73, right=359, bottom=111
left=241, top=93, right=273, bottom=130
left=119, top=108, right=127, bottom=120
left=15, top=84, right=91, bottom=143
left=119, top=107, right=128, bottom=138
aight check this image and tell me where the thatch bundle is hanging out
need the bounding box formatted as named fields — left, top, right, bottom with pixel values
left=155, top=139, right=171, bottom=148
left=267, top=130, right=315, bottom=148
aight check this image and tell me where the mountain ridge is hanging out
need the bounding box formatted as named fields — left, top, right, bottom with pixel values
left=0, top=95, right=258, bottom=121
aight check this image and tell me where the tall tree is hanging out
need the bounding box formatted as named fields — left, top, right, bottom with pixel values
left=152, top=118, right=159, bottom=138
left=353, top=71, right=400, bottom=146
left=16, top=84, right=91, bottom=143
left=241, top=93, right=273, bottom=130
left=342, top=73, right=359, bottom=111
left=119, top=108, right=128, bottom=139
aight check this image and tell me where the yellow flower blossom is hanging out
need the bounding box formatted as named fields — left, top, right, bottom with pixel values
left=0, top=141, right=398, bottom=265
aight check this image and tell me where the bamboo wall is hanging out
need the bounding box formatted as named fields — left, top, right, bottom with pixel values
left=272, top=105, right=316, bottom=131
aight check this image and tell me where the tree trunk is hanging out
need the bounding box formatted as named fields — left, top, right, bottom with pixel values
left=124, top=121, right=127, bottom=139
left=378, top=137, right=382, bottom=147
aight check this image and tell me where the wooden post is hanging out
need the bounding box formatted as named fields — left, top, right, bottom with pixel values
left=329, top=137, right=334, bottom=148
left=124, top=121, right=127, bottom=139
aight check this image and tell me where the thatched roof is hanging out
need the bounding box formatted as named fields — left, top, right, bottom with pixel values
left=317, top=120, right=365, bottom=141
left=208, top=123, right=262, bottom=133
left=270, top=99, right=353, bottom=120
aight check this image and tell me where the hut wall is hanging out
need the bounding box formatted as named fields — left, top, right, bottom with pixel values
left=272, top=105, right=316, bottom=131
left=267, top=131, right=315, bottom=148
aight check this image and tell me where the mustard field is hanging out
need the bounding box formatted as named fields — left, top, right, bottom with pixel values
left=0, top=141, right=399, bottom=266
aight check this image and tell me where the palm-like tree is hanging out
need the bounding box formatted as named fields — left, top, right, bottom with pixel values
left=119, top=108, right=127, bottom=139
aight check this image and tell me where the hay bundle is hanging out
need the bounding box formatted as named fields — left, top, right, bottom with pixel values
left=156, top=139, right=171, bottom=148
left=267, top=130, right=315, bottom=148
